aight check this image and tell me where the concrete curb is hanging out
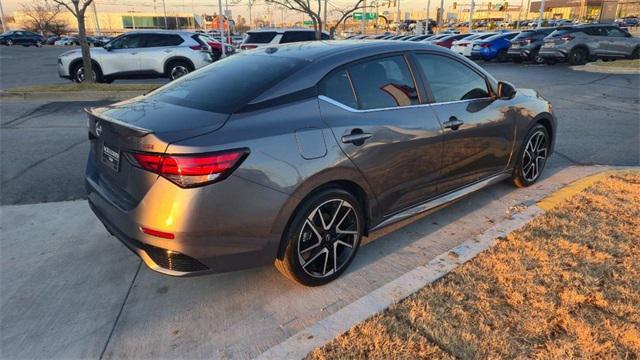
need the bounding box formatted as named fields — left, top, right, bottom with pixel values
left=0, top=90, right=146, bottom=101
left=257, top=205, right=544, bottom=360
left=257, top=168, right=637, bottom=359
left=570, top=63, right=640, bottom=75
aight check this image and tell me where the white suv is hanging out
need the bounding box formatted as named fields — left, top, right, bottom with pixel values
left=240, top=28, right=330, bottom=50
left=58, top=30, right=213, bottom=83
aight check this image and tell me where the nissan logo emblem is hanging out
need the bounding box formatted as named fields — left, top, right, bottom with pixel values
left=95, top=122, right=102, bottom=137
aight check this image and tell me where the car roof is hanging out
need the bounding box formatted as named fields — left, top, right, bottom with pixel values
left=248, top=28, right=330, bottom=34
left=125, top=29, right=198, bottom=36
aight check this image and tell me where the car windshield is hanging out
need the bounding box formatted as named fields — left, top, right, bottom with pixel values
left=146, top=54, right=307, bottom=113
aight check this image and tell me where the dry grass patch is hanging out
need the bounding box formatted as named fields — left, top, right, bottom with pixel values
left=592, top=59, right=640, bottom=69
left=309, top=171, right=640, bottom=359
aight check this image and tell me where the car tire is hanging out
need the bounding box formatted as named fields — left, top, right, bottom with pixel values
left=5, top=39, right=13, bottom=46
left=496, top=49, right=508, bottom=62
left=568, top=47, right=587, bottom=65
left=275, top=188, right=364, bottom=286
left=212, top=49, right=222, bottom=61
left=167, top=60, right=192, bottom=80
left=512, top=57, right=523, bottom=63
left=72, top=62, right=103, bottom=83
left=632, top=47, right=640, bottom=59
left=36, top=41, right=43, bottom=47
left=511, top=124, right=550, bottom=188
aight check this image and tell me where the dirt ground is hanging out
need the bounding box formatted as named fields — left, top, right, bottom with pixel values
left=309, top=171, right=640, bottom=359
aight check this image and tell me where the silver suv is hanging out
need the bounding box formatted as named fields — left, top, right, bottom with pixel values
left=58, top=30, right=213, bottom=83
left=539, top=24, right=640, bottom=65
left=240, top=28, right=330, bottom=50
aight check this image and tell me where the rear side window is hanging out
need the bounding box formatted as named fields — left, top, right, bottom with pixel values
left=415, top=54, right=489, bottom=103
left=147, top=54, right=306, bottom=113
left=349, top=56, right=419, bottom=110
left=142, top=34, right=184, bottom=47
left=280, top=31, right=316, bottom=43
left=549, top=27, right=579, bottom=37
left=245, top=32, right=277, bottom=44
left=583, top=27, right=605, bottom=36
left=319, top=69, right=357, bottom=109
left=604, top=27, right=628, bottom=37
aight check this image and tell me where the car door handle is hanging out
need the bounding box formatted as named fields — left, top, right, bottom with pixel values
left=130, top=52, right=138, bottom=55
left=443, top=117, right=464, bottom=130
left=341, top=130, right=372, bottom=145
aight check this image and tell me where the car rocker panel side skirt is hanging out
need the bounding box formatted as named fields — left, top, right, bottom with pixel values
left=371, top=171, right=511, bottom=231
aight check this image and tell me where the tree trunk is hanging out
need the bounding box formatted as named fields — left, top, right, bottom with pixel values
left=77, top=11, right=94, bottom=83
left=315, top=18, right=322, bottom=40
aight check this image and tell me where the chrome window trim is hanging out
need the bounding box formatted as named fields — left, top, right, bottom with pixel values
left=318, top=95, right=493, bottom=113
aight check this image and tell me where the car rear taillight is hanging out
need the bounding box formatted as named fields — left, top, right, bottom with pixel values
left=519, top=38, right=532, bottom=45
left=190, top=44, right=207, bottom=51
left=560, top=35, right=575, bottom=42
left=481, top=43, right=491, bottom=48
left=128, top=149, right=249, bottom=188
left=241, top=44, right=257, bottom=50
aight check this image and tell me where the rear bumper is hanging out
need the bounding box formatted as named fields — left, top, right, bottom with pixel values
left=86, top=150, right=289, bottom=277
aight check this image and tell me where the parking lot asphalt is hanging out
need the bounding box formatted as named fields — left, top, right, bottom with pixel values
left=1, top=61, right=638, bottom=205
left=0, top=46, right=165, bottom=90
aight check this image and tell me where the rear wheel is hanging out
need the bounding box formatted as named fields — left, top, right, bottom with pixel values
left=512, top=57, right=523, bottom=63
left=496, top=49, right=509, bottom=62
left=35, top=40, right=43, bottom=47
left=511, top=124, right=550, bottom=187
left=631, top=47, right=640, bottom=59
left=275, top=188, right=364, bottom=286
left=211, top=49, right=222, bottom=61
left=167, top=60, right=192, bottom=80
left=5, top=39, right=13, bottom=46
left=568, top=47, right=588, bottom=65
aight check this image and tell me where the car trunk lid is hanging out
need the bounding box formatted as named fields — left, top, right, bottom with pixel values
left=86, top=97, right=230, bottom=207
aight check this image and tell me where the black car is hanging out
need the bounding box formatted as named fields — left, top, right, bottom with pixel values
left=0, top=31, right=45, bottom=47
left=508, top=28, right=556, bottom=63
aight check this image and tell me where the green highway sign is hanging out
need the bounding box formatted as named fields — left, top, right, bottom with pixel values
left=353, top=12, right=378, bottom=20
left=303, top=20, right=314, bottom=25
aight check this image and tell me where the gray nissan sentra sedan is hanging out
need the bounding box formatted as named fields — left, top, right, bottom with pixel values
left=86, top=40, right=556, bottom=286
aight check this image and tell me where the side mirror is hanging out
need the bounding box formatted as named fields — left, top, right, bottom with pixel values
left=103, top=44, right=112, bottom=51
left=497, top=81, right=516, bottom=99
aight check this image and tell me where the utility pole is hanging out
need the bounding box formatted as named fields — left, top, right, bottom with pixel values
left=425, top=0, right=431, bottom=34
left=516, top=0, right=523, bottom=29
left=538, top=0, right=545, bottom=27
left=0, top=0, right=8, bottom=33
left=92, top=2, right=101, bottom=36
left=361, top=0, right=366, bottom=34
left=162, top=0, right=168, bottom=29
left=323, top=0, right=327, bottom=31
left=397, top=0, right=401, bottom=24
left=248, top=0, right=252, bottom=30
left=218, top=0, right=226, bottom=57
left=469, top=0, right=474, bottom=31
left=437, top=0, right=443, bottom=33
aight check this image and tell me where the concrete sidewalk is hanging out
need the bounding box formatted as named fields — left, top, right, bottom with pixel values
left=0, top=165, right=612, bottom=359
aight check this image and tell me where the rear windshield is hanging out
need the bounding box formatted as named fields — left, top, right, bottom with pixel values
left=245, top=31, right=277, bottom=44
left=147, top=54, right=306, bottom=113
left=513, top=30, right=536, bottom=39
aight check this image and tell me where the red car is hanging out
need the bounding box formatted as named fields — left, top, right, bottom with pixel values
left=202, top=35, right=235, bottom=60
left=434, top=33, right=473, bottom=49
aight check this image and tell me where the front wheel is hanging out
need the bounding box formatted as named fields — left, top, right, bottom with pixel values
left=275, top=188, right=364, bottom=286
left=72, top=63, right=102, bottom=83
left=511, top=124, right=550, bottom=187
left=35, top=40, right=43, bottom=47
left=6, top=39, right=13, bottom=46
left=496, top=49, right=509, bottom=62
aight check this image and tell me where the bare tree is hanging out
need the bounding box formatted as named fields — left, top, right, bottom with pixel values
left=328, top=0, right=364, bottom=38
left=52, top=0, right=95, bottom=83
left=265, top=0, right=324, bottom=39
left=21, top=0, right=62, bottom=35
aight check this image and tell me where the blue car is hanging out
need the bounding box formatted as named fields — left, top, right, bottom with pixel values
left=470, top=32, right=518, bottom=61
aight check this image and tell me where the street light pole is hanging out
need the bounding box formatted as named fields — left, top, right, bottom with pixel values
left=92, top=2, right=101, bottom=36
left=538, top=0, right=545, bottom=27
left=162, top=0, right=168, bottom=29
left=218, top=0, right=226, bottom=57
left=0, top=0, right=8, bottom=33
left=361, top=0, right=366, bottom=34
left=469, top=0, right=474, bottom=31
left=437, top=0, right=443, bottom=34
left=425, top=0, right=431, bottom=34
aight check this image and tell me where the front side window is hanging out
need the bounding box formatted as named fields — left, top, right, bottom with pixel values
left=605, top=27, right=628, bottom=37
left=319, top=69, right=357, bottom=109
left=415, top=54, right=490, bottom=103
left=349, top=56, right=419, bottom=110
